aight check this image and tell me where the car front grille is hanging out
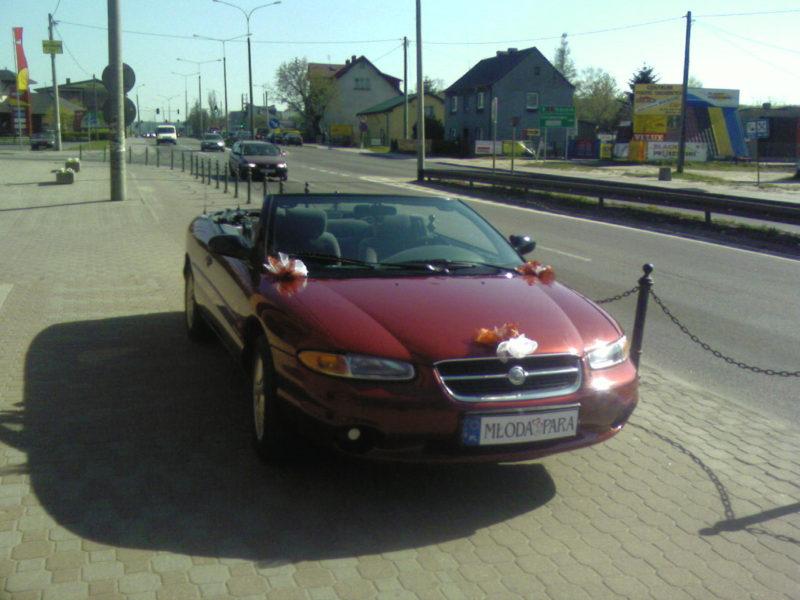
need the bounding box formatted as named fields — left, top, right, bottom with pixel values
left=435, top=354, right=582, bottom=402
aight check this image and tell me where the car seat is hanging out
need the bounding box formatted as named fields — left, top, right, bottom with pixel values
left=273, top=208, right=340, bottom=258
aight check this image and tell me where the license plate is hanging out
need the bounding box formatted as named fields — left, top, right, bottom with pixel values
left=462, top=408, right=578, bottom=446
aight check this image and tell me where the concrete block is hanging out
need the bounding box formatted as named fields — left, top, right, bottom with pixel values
left=56, top=168, right=75, bottom=185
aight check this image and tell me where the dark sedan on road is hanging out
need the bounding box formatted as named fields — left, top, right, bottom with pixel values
left=183, top=193, right=638, bottom=463
left=228, top=141, right=287, bottom=181
left=30, top=131, right=55, bottom=150
left=200, top=133, right=225, bottom=152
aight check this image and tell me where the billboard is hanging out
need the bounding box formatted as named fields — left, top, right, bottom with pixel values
left=689, top=88, right=739, bottom=108
left=633, top=84, right=683, bottom=116
left=646, top=142, right=708, bottom=162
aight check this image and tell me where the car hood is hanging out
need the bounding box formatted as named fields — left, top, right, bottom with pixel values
left=242, top=154, right=284, bottom=165
left=271, top=275, right=622, bottom=363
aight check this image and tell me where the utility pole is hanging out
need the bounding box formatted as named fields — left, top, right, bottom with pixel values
left=415, top=0, right=425, bottom=180
left=676, top=10, right=692, bottom=174
left=48, top=13, right=62, bottom=150
left=403, top=36, right=409, bottom=140
left=107, top=0, right=126, bottom=201
left=198, top=74, right=203, bottom=135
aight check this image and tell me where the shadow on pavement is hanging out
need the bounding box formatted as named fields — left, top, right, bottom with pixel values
left=4, top=312, right=555, bottom=561
left=0, top=199, right=111, bottom=212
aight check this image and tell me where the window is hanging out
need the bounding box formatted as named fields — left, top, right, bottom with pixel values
left=354, top=77, right=371, bottom=91
left=526, top=92, right=539, bottom=110
left=463, top=95, right=469, bottom=111
left=477, top=92, right=485, bottom=110
left=475, top=127, right=483, bottom=141
left=425, top=105, right=434, bottom=118
left=449, top=128, right=457, bottom=140
left=534, top=66, right=541, bottom=76
left=450, top=96, right=458, bottom=113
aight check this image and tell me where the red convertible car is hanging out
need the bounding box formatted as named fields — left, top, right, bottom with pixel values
left=184, top=194, right=638, bottom=463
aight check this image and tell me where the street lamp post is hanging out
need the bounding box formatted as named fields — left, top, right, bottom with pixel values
left=193, top=33, right=249, bottom=134
left=158, top=94, right=179, bottom=122
left=176, top=57, right=221, bottom=137
left=212, top=0, right=282, bottom=136
left=133, top=83, right=145, bottom=136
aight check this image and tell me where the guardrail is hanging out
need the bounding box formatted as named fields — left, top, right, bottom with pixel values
left=420, top=168, right=800, bottom=227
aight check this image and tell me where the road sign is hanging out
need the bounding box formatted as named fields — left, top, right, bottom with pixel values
left=101, top=97, right=137, bottom=127
left=745, top=119, right=769, bottom=140
left=42, top=40, right=63, bottom=54
left=268, top=118, right=280, bottom=129
left=101, top=63, right=135, bottom=94
left=523, top=128, right=540, bottom=137
left=539, top=106, right=576, bottom=128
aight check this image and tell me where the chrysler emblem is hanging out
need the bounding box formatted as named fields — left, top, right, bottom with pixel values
left=507, top=366, right=527, bottom=386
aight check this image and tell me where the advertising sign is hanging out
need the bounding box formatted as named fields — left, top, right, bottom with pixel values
left=475, top=140, right=502, bottom=155
left=330, top=124, right=353, bottom=138
left=633, top=115, right=668, bottom=135
left=633, top=84, right=683, bottom=116
left=689, top=88, right=739, bottom=108
left=42, top=40, right=63, bottom=54
left=647, top=142, right=708, bottom=162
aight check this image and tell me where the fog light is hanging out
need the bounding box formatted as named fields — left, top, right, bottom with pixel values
left=347, top=428, right=361, bottom=441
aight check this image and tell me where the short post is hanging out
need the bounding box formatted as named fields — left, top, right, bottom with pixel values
left=304, top=182, right=310, bottom=194
left=279, top=180, right=284, bottom=194
left=630, top=264, right=654, bottom=371
left=128, top=146, right=132, bottom=164
left=156, top=147, right=160, bottom=168
left=598, top=197, right=604, bottom=209
left=103, top=145, right=107, bottom=162
left=215, top=161, right=220, bottom=189
left=200, top=158, right=205, bottom=183
left=705, top=210, right=712, bottom=225
left=207, top=159, right=212, bottom=185
left=181, top=151, right=185, bottom=172
left=234, top=168, right=239, bottom=199
left=224, top=162, right=228, bottom=193
left=79, top=144, right=83, bottom=160
left=170, top=149, right=174, bottom=170
left=263, top=176, right=267, bottom=199
left=247, top=168, right=252, bottom=204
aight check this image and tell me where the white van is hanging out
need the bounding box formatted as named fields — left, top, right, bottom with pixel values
left=155, top=125, right=177, bottom=145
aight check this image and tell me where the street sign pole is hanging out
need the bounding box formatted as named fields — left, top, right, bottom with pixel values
left=511, top=125, right=516, bottom=174
left=107, top=0, right=126, bottom=201
left=491, top=97, right=498, bottom=174
left=47, top=14, right=63, bottom=150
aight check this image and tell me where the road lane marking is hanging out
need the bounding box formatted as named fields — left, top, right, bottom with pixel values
left=539, top=247, right=592, bottom=262
left=0, top=284, right=12, bottom=313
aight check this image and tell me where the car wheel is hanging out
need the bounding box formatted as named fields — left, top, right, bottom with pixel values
left=251, top=337, right=294, bottom=463
left=184, top=270, right=212, bottom=341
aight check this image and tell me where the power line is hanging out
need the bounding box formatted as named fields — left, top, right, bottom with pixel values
left=694, top=8, right=800, bottom=18
left=698, top=21, right=800, bottom=56
left=53, top=0, right=62, bottom=16
left=53, top=23, right=90, bottom=76
left=372, top=42, right=404, bottom=63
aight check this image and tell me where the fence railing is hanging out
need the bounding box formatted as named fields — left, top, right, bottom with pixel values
left=420, top=168, right=800, bottom=227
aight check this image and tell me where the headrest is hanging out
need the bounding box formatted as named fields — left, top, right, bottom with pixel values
left=275, top=208, right=327, bottom=241
left=375, top=214, right=412, bottom=237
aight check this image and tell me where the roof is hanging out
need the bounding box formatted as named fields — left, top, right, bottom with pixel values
left=357, top=93, right=444, bottom=116
left=334, top=56, right=401, bottom=92
left=445, top=46, right=573, bottom=94
left=35, top=78, right=106, bottom=93
left=307, top=63, right=344, bottom=80
left=0, top=92, right=83, bottom=115
left=0, top=69, right=16, bottom=82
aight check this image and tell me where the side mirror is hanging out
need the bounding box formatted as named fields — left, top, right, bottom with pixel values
left=510, top=234, right=536, bottom=255
left=208, top=234, right=251, bottom=260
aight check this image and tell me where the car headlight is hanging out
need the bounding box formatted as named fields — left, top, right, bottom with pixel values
left=586, top=336, right=629, bottom=370
left=276, top=162, right=287, bottom=169
left=247, top=162, right=256, bottom=168
left=299, top=351, right=415, bottom=381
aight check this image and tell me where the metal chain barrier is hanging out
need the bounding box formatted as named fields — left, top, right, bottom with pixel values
left=649, top=290, right=800, bottom=377
left=594, top=286, right=640, bottom=305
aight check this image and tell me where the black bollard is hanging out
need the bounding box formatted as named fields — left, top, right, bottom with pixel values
left=170, top=149, right=174, bottom=170
left=234, top=168, right=239, bottom=199
left=630, top=264, right=654, bottom=371
left=156, top=147, right=160, bottom=168
left=247, top=169, right=252, bottom=204
left=145, top=146, right=148, bottom=166
left=215, top=161, right=220, bottom=189
left=224, top=161, right=228, bottom=193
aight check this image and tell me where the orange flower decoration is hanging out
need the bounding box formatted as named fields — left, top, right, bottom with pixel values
left=516, top=260, right=556, bottom=285
left=474, top=322, right=520, bottom=346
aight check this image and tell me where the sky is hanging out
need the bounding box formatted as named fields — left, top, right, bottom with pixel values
left=3, top=0, right=800, bottom=122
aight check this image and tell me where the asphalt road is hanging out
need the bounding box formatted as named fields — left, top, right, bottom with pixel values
left=126, top=137, right=800, bottom=424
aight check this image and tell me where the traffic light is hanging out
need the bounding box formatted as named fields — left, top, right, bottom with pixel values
left=156, top=108, right=160, bottom=115
left=177, top=109, right=180, bottom=115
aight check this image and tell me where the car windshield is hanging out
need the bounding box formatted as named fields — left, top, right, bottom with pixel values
left=203, top=134, right=222, bottom=141
left=242, top=143, right=280, bottom=156
left=156, top=127, right=175, bottom=134
left=267, top=195, right=523, bottom=275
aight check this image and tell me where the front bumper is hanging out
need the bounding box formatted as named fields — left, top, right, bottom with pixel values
left=271, top=350, right=639, bottom=463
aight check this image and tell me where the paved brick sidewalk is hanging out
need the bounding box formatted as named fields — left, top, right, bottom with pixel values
left=0, top=156, right=797, bottom=599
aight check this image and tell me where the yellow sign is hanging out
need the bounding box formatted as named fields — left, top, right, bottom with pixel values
left=523, top=128, right=540, bottom=137
left=42, top=40, right=63, bottom=54
left=633, top=115, right=668, bottom=134
left=633, top=84, right=682, bottom=116
left=330, top=124, right=353, bottom=138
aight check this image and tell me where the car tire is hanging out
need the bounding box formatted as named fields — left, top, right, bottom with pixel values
left=251, top=337, right=294, bottom=463
left=184, top=270, right=212, bottom=342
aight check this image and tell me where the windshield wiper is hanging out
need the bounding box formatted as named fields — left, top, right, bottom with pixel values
left=386, top=259, right=519, bottom=274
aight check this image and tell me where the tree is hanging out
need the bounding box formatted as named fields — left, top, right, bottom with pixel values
left=687, top=75, right=703, bottom=88
left=553, top=33, right=577, bottom=83
left=415, top=76, right=444, bottom=94
left=626, top=63, right=660, bottom=104
left=274, top=57, right=337, bottom=138
left=44, top=103, right=75, bottom=132
left=574, top=67, right=625, bottom=132
left=185, top=103, right=210, bottom=137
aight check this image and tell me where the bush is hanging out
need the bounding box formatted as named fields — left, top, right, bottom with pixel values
left=431, top=139, right=461, bottom=156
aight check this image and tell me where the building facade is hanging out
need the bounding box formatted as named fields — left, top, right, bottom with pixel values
left=444, top=47, right=574, bottom=155
left=357, top=93, right=444, bottom=147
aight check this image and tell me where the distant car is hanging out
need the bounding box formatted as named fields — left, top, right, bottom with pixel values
left=284, top=133, right=303, bottom=146
left=201, top=133, right=225, bottom=152
left=30, top=131, right=55, bottom=150
left=255, top=128, right=270, bottom=141
left=155, top=125, right=178, bottom=145
left=225, top=130, right=252, bottom=147
left=228, top=141, right=287, bottom=181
